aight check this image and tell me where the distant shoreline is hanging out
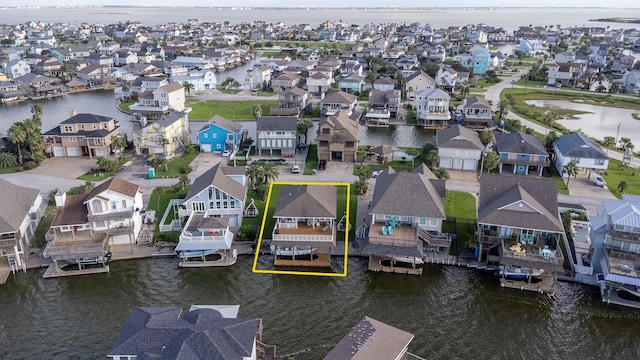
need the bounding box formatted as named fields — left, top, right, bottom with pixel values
left=590, top=17, right=640, bottom=24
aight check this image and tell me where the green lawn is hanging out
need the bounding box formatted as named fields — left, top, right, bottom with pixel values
left=152, top=152, right=199, bottom=178
left=304, top=144, right=318, bottom=175
left=255, top=91, right=274, bottom=97
left=118, top=99, right=134, bottom=111
left=548, top=166, right=570, bottom=195
left=444, top=190, right=477, bottom=253
left=0, top=165, right=24, bottom=174
left=32, top=205, right=57, bottom=249
left=604, top=159, right=640, bottom=198
left=189, top=100, right=279, bottom=120
left=302, top=106, right=321, bottom=118
left=77, top=156, right=130, bottom=181
left=148, top=186, right=190, bottom=241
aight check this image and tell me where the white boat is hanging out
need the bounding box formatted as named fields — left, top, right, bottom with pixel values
left=498, top=265, right=543, bottom=280
left=619, top=284, right=640, bottom=298
left=270, top=246, right=316, bottom=257
left=177, top=249, right=216, bottom=259
left=391, top=256, right=425, bottom=265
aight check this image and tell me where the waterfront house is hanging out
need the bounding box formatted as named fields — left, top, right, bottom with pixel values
left=0, top=179, right=43, bottom=272
left=4, top=59, right=31, bottom=79
left=553, top=132, right=610, bottom=179
left=518, top=39, right=545, bottom=56
left=405, top=69, right=436, bottom=100
left=133, top=111, right=189, bottom=156
left=316, top=110, right=360, bottom=163
left=33, top=57, right=62, bottom=77
left=129, top=81, right=186, bottom=120
left=0, top=81, right=27, bottom=103
left=169, top=68, right=217, bottom=91
left=108, top=305, right=274, bottom=360
left=591, top=195, right=640, bottom=307
left=256, top=116, right=297, bottom=157
left=622, top=69, right=640, bottom=94
left=435, top=124, right=483, bottom=171
left=244, top=65, right=272, bottom=91
left=365, top=165, right=448, bottom=274
left=271, top=185, right=337, bottom=267
left=324, top=317, right=415, bottom=360
left=45, top=177, right=143, bottom=276
left=546, top=62, right=582, bottom=87
left=273, top=87, right=312, bottom=116
left=197, top=115, right=244, bottom=154
left=471, top=46, right=491, bottom=75
left=462, top=96, right=493, bottom=129
left=13, top=73, right=66, bottom=99
left=42, top=113, right=121, bottom=159
left=365, top=90, right=400, bottom=126
left=413, top=88, right=451, bottom=129
left=493, top=131, right=550, bottom=176
left=476, top=174, right=565, bottom=293
left=319, top=90, right=357, bottom=116
left=271, top=72, right=301, bottom=93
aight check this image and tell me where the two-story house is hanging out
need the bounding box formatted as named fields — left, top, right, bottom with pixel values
left=306, top=68, right=334, bottom=95
left=462, top=96, right=493, bottom=129
left=14, top=73, right=66, bottom=98
left=365, top=165, right=448, bottom=274
left=271, top=72, right=301, bottom=93
left=271, top=184, right=337, bottom=267
left=476, top=174, right=565, bottom=294
left=197, top=115, right=245, bottom=153
left=45, top=177, right=143, bottom=276
left=176, top=164, right=247, bottom=266
left=365, top=90, right=400, bottom=126
left=170, top=69, right=217, bottom=91
left=435, top=124, right=483, bottom=171
left=256, top=116, right=297, bottom=157
left=133, top=111, right=189, bottom=156
left=42, top=113, right=121, bottom=159
left=553, top=132, right=610, bottom=179
left=547, top=62, right=581, bottom=87
left=494, top=131, right=550, bottom=176
left=272, top=87, right=312, bottom=116
left=316, top=110, right=359, bottom=163
left=372, top=78, right=396, bottom=91
left=414, top=88, right=451, bottom=128
left=0, top=81, right=27, bottom=103
left=129, top=82, right=186, bottom=120
left=3, top=59, right=31, bottom=79
left=338, top=73, right=365, bottom=93
left=0, top=179, right=43, bottom=272
left=319, top=91, right=357, bottom=116
left=244, top=65, right=272, bottom=91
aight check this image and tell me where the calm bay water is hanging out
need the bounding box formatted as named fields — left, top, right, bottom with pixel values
left=2, top=256, right=640, bottom=359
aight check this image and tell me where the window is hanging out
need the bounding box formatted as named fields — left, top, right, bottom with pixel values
left=203, top=133, right=208, bottom=138
left=212, top=133, right=217, bottom=138
left=111, top=201, right=117, bottom=210
left=429, top=218, right=438, bottom=227
left=595, top=158, right=605, bottom=166
left=193, top=202, right=205, bottom=211
left=94, top=139, right=102, bottom=145
left=64, top=125, right=73, bottom=132
left=418, top=218, right=427, bottom=225
left=121, top=200, right=127, bottom=208
left=69, top=137, right=77, bottom=142
left=92, top=199, right=103, bottom=214
left=322, top=128, right=330, bottom=134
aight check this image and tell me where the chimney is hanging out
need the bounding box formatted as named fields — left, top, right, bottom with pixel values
left=70, top=110, right=77, bottom=116
left=55, top=190, right=66, bottom=208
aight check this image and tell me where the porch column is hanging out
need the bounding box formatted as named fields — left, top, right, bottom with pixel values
left=539, top=166, right=543, bottom=176
left=512, top=165, right=516, bottom=174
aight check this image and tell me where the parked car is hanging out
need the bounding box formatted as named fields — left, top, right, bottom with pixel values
left=371, top=169, right=384, bottom=178
left=222, top=150, right=232, bottom=157
left=592, top=173, right=606, bottom=187
left=318, top=160, right=326, bottom=170
left=291, top=165, right=300, bottom=173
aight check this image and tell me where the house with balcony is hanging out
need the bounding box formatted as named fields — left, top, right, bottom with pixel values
left=169, top=68, right=217, bottom=91
left=13, top=73, right=66, bottom=99
left=44, top=177, right=143, bottom=277
left=3, top=59, right=31, bottom=79
left=547, top=62, right=582, bottom=87
left=592, top=195, right=640, bottom=307
left=462, top=96, right=493, bottom=129
left=316, top=110, right=359, bottom=163
left=42, top=113, right=121, bottom=159
left=405, top=70, right=436, bottom=100
left=0, top=81, right=27, bottom=103
left=133, top=111, right=189, bottom=156
left=244, top=65, right=272, bottom=91
left=256, top=116, right=297, bottom=157
left=338, top=73, right=365, bottom=93
left=372, top=77, right=396, bottom=91
left=319, top=90, right=357, bottom=116
left=476, top=174, right=565, bottom=293
left=553, top=132, right=610, bottom=179
left=272, top=87, right=312, bottom=116
left=435, top=124, right=483, bottom=171
left=108, top=305, right=275, bottom=360
left=365, top=90, right=400, bottom=126
left=271, top=184, right=337, bottom=267
left=306, top=69, right=334, bottom=95
left=129, top=82, right=186, bottom=120
left=271, top=72, right=301, bottom=93
left=197, top=115, right=245, bottom=153
left=414, top=88, right=451, bottom=129
left=0, top=179, right=43, bottom=273
left=494, top=131, right=550, bottom=176
left=364, top=165, right=448, bottom=275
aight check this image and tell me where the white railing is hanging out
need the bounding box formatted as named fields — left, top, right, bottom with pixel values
left=272, top=233, right=333, bottom=242
left=159, top=199, right=184, bottom=233
left=180, top=230, right=234, bottom=244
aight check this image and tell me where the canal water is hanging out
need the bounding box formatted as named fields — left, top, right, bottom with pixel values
left=1, top=256, right=640, bottom=359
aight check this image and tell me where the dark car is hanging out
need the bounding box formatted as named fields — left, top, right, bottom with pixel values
left=318, top=160, right=326, bottom=170
left=255, top=159, right=286, bottom=164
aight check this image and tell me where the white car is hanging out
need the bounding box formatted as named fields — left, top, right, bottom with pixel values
left=371, top=169, right=384, bottom=178
left=592, top=173, right=606, bottom=187
left=291, top=165, right=300, bottom=173
left=222, top=150, right=232, bottom=157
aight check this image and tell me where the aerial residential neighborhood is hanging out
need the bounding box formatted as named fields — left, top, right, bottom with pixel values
left=2, top=5, right=640, bottom=359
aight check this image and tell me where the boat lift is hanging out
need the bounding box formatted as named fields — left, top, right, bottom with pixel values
left=337, top=212, right=351, bottom=232
left=243, top=198, right=259, bottom=218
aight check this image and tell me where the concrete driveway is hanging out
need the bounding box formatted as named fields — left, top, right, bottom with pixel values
left=25, top=157, right=96, bottom=179
left=567, top=176, right=617, bottom=200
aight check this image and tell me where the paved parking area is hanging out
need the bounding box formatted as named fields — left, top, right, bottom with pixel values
left=25, top=157, right=96, bottom=179
left=189, top=152, right=224, bottom=178
left=568, top=176, right=617, bottom=200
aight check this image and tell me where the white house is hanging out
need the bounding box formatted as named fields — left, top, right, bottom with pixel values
left=413, top=88, right=451, bottom=128
left=170, top=69, right=217, bottom=91
left=553, top=132, right=610, bottom=177
left=435, top=124, right=483, bottom=171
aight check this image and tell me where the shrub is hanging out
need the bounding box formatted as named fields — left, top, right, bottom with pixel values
left=180, top=164, right=192, bottom=174
left=22, top=161, right=38, bottom=170
left=237, top=224, right=259, bottom=241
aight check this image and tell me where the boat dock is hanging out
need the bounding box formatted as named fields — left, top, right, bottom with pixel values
left=274, top=252, right=331, bottom=267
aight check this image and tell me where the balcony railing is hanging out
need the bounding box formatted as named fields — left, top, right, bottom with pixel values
left=180, top=230, right=234, bottom=246
left=88, top=209, right=134, bottom=222
left=108, top=225, right=133, bottom=236
left=501, top=239, right=564, bottom=266
left=499, top=157, right=551, bottom=167
left=417, top=228, right=451, bottom=247
left=608, top=230, right=640, bottom=244
left=603, top=246, right=640, bottom=279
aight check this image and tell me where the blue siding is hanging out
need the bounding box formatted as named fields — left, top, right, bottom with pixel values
left=197, top=124, right=242, bottom=152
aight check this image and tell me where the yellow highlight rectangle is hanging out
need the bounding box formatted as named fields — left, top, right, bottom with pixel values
left=251, top=181, right=350, bottom=277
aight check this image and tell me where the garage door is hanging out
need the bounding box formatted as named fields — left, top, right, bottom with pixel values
left=53, top=146, right=64, bottom=157
left=440, top=159, right=452, bottom=169
left=453, top=158, right=463, bottom=169
left=66, top=147, right=79, bottom=157
left=201, top=144, right=211, bottom=152
left=463, top=159, right=477, bottom=171
left=95, top=149, right=105, bottom=157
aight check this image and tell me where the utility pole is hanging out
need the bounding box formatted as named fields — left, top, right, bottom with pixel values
left=615, top=122, right=621, bottom=149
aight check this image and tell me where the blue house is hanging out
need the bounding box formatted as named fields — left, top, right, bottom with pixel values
left=494, top=131, right=550, bottom=176
left=197, top=115, right=244, bottom=153
left=472, top=47, right=490, bottom=75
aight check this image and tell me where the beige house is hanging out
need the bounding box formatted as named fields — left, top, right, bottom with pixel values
left=42, top=113, right=121, bottom=159
left=316, top=110, right=359, bottom=162
left=271, top=73, right=301, bottom=93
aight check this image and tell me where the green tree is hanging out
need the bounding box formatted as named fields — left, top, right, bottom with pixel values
left=603, top=136, right=616, bottom=150
left=84, top=181, right=95, bottom=192
left=0, top=152, right=17, bottom=168
left=255, top=183, right=269, bottom=202
left=544, top=131, right=560, bottom=154
left=178, top=174, right=190, bottom=190
left=483, top=151, right=500, bottom=173
left=426, top=149, right=439, bottom=169
left=296, top=118, right=313, bottom=145
left=159, top=137, right=171, bottom=157
left=252, top=105, right=262, bottom=119
left=434, top=167, right=450, bottom=180
left=30, top=104, right=43, bottom=122
left=111, top=135, right=127, bottom=161
left=246, top=162, right=263, bottom=191
left=183, top=143, right=196, bottom=155
left=619, top=137, right=634, bottom=152
left=259, top=161, right=280, bottom=185
left=479, top=131, right=492, bottom=148
left=356, top=165, right=372, bottom=180
left=353, top=178, right=369, bottom=195
left=7, top=123, right=26, bottom=163
left=618, top=180, right=629, bottom=194
left=563, top=160, right=578, bottom=187
left=182, top=81, right=194, bottom=96
left=153, top=186, right=165, bottom=212
left=406, top=148, right=420, bottom=169
left=496, top=99, right=510, bottom=120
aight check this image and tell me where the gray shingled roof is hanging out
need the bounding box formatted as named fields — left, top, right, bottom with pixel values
left=256, top=116, right=297, bottom=131
left=316, top=110, right=359, bottom=143
left=186, top=164, right=247, bottom=203
left=320, top=90, right=357, bottom=105
left=200, top=115, right=244, bottom=134
left=477, top=174, right=563, bottom=233
left=324, top=316, right=414, bottom=360
left=369, top=164, right=446, bottom=219
left=554, top=132, right=609, bottom=160
left=494, top=132, right=547, bottom=155
left=155, top=111, right=187, bottom=128
left=436, top=124, right=484, bottom=150
left=274, top=185, right=337, bottom=218
left=0, top=179, right=40, bottom=233
left=108, top=306, right=259, bottom=360
left=60, top=113, right=114, bottom=124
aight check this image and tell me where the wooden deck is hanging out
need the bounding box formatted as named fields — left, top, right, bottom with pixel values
left=43, top=263, right=110, bottom=278
left=368, top=255, right=423, bottom=275
left=276, top=222, right=334, bottom=236
left=0, top=269, right=10, bottom=285
left=179, top=255, right=237, bottom=268
left=274, top=252, right=331, bottom=267
left=499, top=273, right=555, bottom=295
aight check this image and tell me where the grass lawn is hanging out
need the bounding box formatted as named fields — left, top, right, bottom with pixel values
left=502, top=88, right=640, bottom=111
left=604, top=158, right=640, bottom=198
left=152, top=152, right=199, bottom=178
left=302, top=106, right=321, bottom=118
left=0, top=165, right=24, bottom=174
left=77, top=156, right=130, bottom=181
left=304, top=144, right=318, bottom=175
left=118, top=99, right=134, bottom=112
left=189, top=100, right=279, bottom=120
left=148, top=186, right=190, bottom=241
left=632, top=113, right=640, bottom=121
left=548, top=166, right=570, bottom=195
left=255, top=91, right=274, bottom=97
left=444, top=190, right=477, bottom=254
left=31, top=205, right=57, bottom=249
left=513, top=78, right=547, bottom=88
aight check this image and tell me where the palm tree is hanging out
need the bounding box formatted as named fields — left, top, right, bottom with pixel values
left=259, top=161, right=280, bottom=185
left=434, top=167, right=450, bottom=180
left=182, top=81, right=194, bottom=96
left=479, top=131, right=492, bottom=149
left=357, top=165, right=372, bottom=180
left=30, top=104, right=43, bottom=122
left=618, top=180, right=629, bottom=194
left=96, top=157, right=114, bottom=172
left=619, top=137, right=634, bottom=152
left=406, top=148, right=420, bottom=169
left=178, top=174, right=190, bottom=190
left=153, top=186, right=165, bottom=212
left=158, top=137, right=171, bottom=158
left=84, top=181, right=95, bottom=192
left=357, top=149, right=367, bottom=165
left=111, top=135, right=127, bottom=161
left=252, top=105, right=262, bottom=119
left=246, top=162, right=263, bottom=191
left=0, top=152, right=17, bottom=168
left=296, top=118, right=313, bottom=145
left=603, top=136, right=616, bottom=152
left=563, top=161, right=578, bottom=187
left=426, top=149, right=439, bottom=169
left=496, top=99, right=510, bottom=120
left=483, top=152, right=500, bottom=173
left=7, top=123, right=26, bottom=163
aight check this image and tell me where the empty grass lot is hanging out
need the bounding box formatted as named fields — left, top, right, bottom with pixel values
left=189, top=100, right=279, bottom=120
